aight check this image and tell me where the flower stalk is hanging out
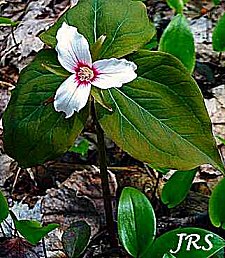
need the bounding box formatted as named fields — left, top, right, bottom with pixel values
left=91, top=100, right=118, bottom=248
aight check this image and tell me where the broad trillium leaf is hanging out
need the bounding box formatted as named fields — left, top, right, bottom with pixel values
left=159, top=14, right=195, bottom=73
left=96, top=50, right=224, bottom=172
left=3, top=49, right=89, bottom=168
left=118, top=187, right=156, bottom=257
left=145, top=228, right=225, bottom=258
left=40, top=0, right=155, bottom=59
left=209, top=177, right=225, bottom=229
left=161, top=169, right=197, bottom=208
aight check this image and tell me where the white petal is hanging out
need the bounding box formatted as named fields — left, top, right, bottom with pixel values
left=54, top=75, right=91, bottom=118
left=56, top=22, right=92, bottom=73
left=71, top=0, right=79, bottom=7
left=92, top=58, right=137, bottom=89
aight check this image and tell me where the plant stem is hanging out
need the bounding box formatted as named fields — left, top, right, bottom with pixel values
left=91, top=100, right=118, bottom=248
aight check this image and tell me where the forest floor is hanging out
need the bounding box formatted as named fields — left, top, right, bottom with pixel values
left=0, top=0, right=225, bottom=257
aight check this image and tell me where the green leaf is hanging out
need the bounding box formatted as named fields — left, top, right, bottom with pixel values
left=3, top=49, right=89, bottom=168
left=62, top=221, right=91, bottom=258
left=0, top=190, right=9, bottom=223
left=147, top=164, right=170, bottom=175
left=211, top=248, right=224, bottom=257
left=163, top=253, right=176, bottom=258
left=144, top=34, right=158, bottom=50
left=40, top=0, right=155, bottom=59
left=96, top=50, right=224, bottom=172
left=166, top=0, right=184, bottom=13
left=69, top=139, right=90, bottom=156
left=14, top=219, right=59, bottom=245
left=209, top=177, right=225, bottom=228
left=118, top=187, right=156, bottom=257
left=146, top=228, right=225, bottom=258
left=216, top=135, right=225, bottom=145
left=166, top=0, right=189, bottom=13
left=159, top=14, right=195, bottom=73
left=213, top=0, right=221, bottom=5
left=0, top=17, right=19, bottom=27
left=91, top=87, right=113, bottom=111
left=161, top=169, right=197, bottom=208
left=213, top=13, right=225, bottom=52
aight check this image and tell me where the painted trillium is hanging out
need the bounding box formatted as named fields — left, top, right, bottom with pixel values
left=54, top=22, right=137, bottom=118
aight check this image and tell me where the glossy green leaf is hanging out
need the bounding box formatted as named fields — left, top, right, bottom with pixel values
left=118, top=187, right=156, bottom=257
left=166, top=0, right=184, bottom=13
left=209, top=177, right=225, bottom=228
left=213, top=0, right=220, bottom=5
left=213, top=13, right=225, bottom=52
left=144, top=34, right=158, bottom=50
left=146, top=228, right=225, bottom=258
left=163, top=253, right=176, bottom=258
left=166, top=0, right=189, bottom=13
left=161, top=169, right=197, bottom=208
left=211, top=248, right=225, bottom=257
left=69, top=139, right=89, bottom=156
left=96, top=50, right=224, bottom=172
left=0, top=17, right=19, bottom=27
left=14, top=219, right=59, bottom=245
left=40, top=0, right=155, bottom=59
left=3, top=49, right=89, bottom=168
left=62, top=221, right=91, bottom=258
left=0, top=190, right=9, bottom=223
left=159, top=14, right=195, bottom=73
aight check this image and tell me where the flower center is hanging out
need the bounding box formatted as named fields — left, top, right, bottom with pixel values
left=77, top=66, right=94, bottom=82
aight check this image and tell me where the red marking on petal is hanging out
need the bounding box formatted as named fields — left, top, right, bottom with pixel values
left=90, top=65, right=100, bottom=82
left=73, top=62, right=99, bottom=86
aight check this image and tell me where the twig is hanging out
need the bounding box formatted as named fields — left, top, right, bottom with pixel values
left=0, top=80, right=15, bottom=90
left=3, top=220, right=16, bottom=236
left=144, top=164, right=157, bottom=179
left=218, top=52, right=222, bottom=64
left=42, top=238, right=48, bottom=258
left=0, top=223, right=6, bottom=238
left=152, top=172, right=161, bottom=201
left=11, top=167, right=21, bottom=194
left=11, top=26, right=17, bottom=46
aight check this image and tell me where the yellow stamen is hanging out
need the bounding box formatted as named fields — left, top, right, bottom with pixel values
left=78, top=66, right=94, bottom=82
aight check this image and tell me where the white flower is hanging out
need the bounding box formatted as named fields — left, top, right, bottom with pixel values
left=70, top=0, right=79, bottom=7
left=54, top=22, right=137, bottom=118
